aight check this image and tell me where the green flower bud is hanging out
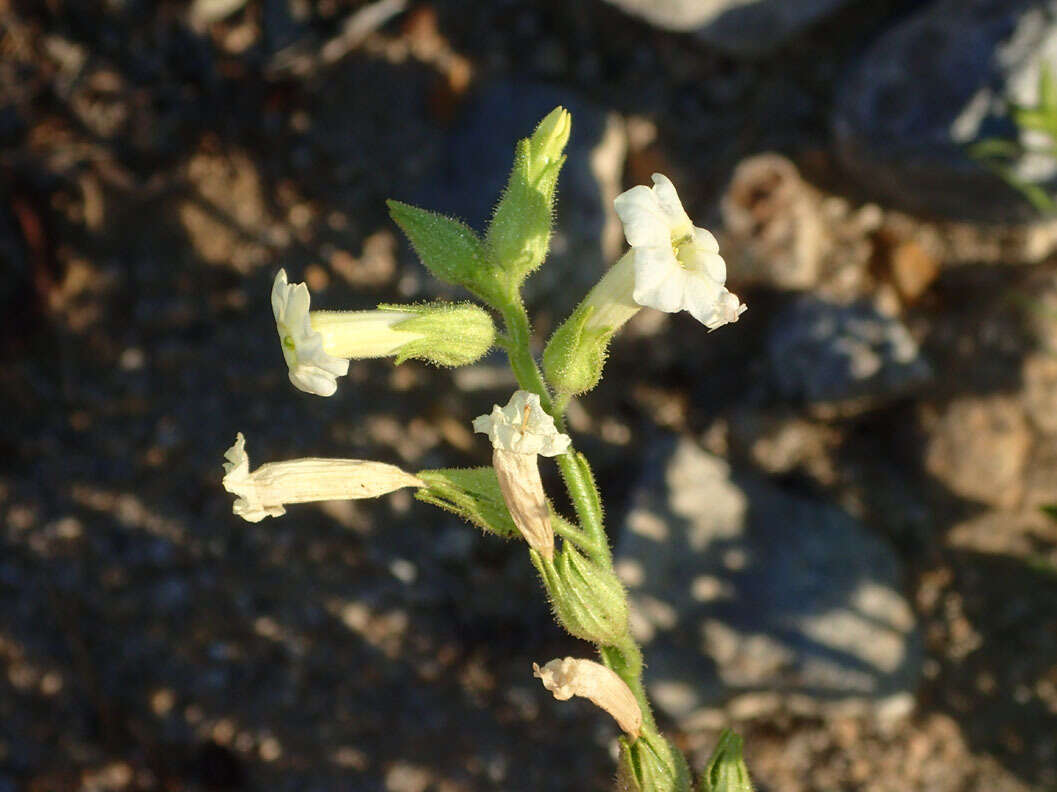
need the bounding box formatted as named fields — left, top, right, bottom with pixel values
left=387, top=200, right=507, bottom=306
left=699, top=730, right=753, bottom=792
left=486, top=107, right=571, bottom=287
left=544, top=252, right=640, bottom=396
left=415, top=467, right=519, bottom=539
left=616, top=733, right=692, bottom=792
left=377, top=302, right=494, bottom=367
left=533, top=538, right=628, bottom=646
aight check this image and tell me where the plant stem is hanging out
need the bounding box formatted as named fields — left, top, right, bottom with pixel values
left=499, top=293, right=661, bottom=745
left=499, top=300, right=555, bottom=416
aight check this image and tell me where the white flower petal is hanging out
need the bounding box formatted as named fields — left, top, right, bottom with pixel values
left=650, top=173, right=692, bottom=238
left=630, top=245, right=679, bottom=293
left=632, top=247, right=685, bottom=314
left=691, top=226, right=721, bottom=255
left=473, top=390, right=571, bottom=457
left=681, top=272, right=726, bottom=326
left=613, top=185, right=670, bottom=248
left=271, top=269, right=350, bottom=397
left=706, top=291, right=748, bottom=330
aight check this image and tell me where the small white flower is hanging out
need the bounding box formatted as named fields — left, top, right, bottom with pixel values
left=614, top=173, right=746, bottom=330
left=222, top=433, right=424, bottom=523
left=272, top=269, right=350, bottom=396
left=533, top=657, right=642, bottom=739
left=472, top=390, right=571, bottom=457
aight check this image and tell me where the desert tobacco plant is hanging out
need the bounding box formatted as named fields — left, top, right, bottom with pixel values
left=222, top=107, right=751, bottom=791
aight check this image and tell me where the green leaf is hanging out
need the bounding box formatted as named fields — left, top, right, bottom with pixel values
left=386, top=200, right=506, bottom=305
left=415, top=467, right=518, bottom=539
left=1040, top=504, right=1057, bottom=522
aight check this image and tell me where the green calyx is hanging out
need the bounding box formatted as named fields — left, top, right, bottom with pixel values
left=378, top=302, right=495, bottom=367
left=533, top=534, right=628, bottom=646
left=616, top=733, right=693, bottom=792
left=699, top=730, right=753, bottom=792
left=543, top=302, right=614, bottom=396
left=485, top=106, right=571, bottom=288
left=415, top=467, right=519, bottom=539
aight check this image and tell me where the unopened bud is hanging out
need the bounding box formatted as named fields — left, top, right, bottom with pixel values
left=222, top=433, right=423, bottom=522
left=486, top=107, right=571, bottom=285
left=699, top=730, right=753, bottom=792
left=533, top=657, right=642, bottom=739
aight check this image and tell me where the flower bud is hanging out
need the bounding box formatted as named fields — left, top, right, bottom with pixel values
left=533, top=657, right=642, bottom=739
left=699, top=730, right=753, bottom=792
left=486, top=107, right=571, bottom=286
left=616, top=732, right=692, bottom=792
left=222, top=434, right=424, bottom=522
left=543, top=252, right=639, bottom=396
left=534, top=543, right=628, bottom=646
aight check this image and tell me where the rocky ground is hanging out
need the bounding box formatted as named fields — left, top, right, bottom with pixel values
left=1, top=0, right=1056, bottom=790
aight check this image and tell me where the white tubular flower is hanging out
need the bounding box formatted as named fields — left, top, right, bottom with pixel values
left=472, top=390, right=571, bottom=457
left=472, top=391, right=571, bottom=561
left=272, top=269, right=353, bottom=396
left=221, top=433, right=424, bottom=523
left=613, top=173, right=747, bottom=330
left=533, top=657, right=643, bottom=739
left=272, top=270, right=496, bottom=396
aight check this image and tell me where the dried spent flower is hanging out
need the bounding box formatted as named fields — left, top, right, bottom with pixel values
left=533, top=657, right=642, bottom=739
left=472, top=391, right=570, bottom=560
left=614, top=173, right=746, bottom=330
left=222, top=433, right=424, bottom=522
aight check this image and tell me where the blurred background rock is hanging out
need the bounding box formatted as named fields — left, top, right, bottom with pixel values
left=1, top=0, right=1055, bottom=790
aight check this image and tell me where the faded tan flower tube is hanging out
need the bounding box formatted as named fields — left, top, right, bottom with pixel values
left=222, top=433, right=424, bottom=522
left=533, top=656, right=642, bottom=739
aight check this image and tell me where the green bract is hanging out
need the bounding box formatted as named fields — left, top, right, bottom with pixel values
left=415, top=467, right=519, bottom=539
left=485, top=106, right=570, bottom=289
left=378, top=302, right=495, bottom=366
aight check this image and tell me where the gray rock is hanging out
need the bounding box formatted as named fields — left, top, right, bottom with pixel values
left=616, top=436, right=921, bottom=725
left=834, top=0, right=1057, bottom=222
left=924, top=395, right=1032, bottom=509
left=602, top=0, right=856, bottom=56
left=419, top=81, right=626, bottom=319
left=767, top=296, right=931, bottom=409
